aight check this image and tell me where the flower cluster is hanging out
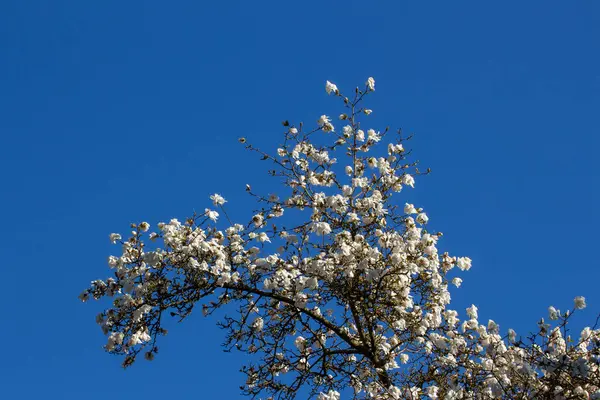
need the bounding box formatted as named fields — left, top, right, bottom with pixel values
left=81, top=78, right=599, bottom=399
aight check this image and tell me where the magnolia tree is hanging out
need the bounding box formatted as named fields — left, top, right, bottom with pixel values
left=81, top=78, right=600, bottom=399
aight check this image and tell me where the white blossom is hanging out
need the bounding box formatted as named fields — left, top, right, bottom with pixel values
left=325, top=80, right=338, bottom=95
left=252, top=214, right=264, bottom=227
left=205, top=208, right=219, bottom=222
left=416, top=212, right=429, bottom=225
left=402, top=174, right=415, bottom=188
left=508, top=328, right=517, bottom=342
left=318, top=115, right=334, bottom=132
left=257, top=232, right=270, bottom=243
left=109, top=233, right=121, bottom=244
left=317, top=390, right=340, bottom=400
left=575, top=296, right=587, bottom=310
left=466, top=304, right=478, bottom=319
left=367, top=129, right=380, bottom=142
left=457, top=257, right=472, bottom=271
left=252, top=317, right=264, bottom=331
left=356, top=129, right=365, bottom=142
left=311, top=221, right=332, bottom=236
left=548, top=306, right=560, bottom=320
left=295, top=336, right=306, bottom=351
left=404, top=203, right=418, bottom=214
left=366, top=76, right=375, bottom=91
left=106, top=332, right=124, bottom=351
left=210, top=193, right=227, bottom=206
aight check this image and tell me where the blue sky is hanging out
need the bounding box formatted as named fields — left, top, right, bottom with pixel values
left=1, top=1, right=599, bottom=398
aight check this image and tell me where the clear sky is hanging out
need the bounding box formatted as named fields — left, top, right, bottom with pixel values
left=1, top=1, right=599, bottom=398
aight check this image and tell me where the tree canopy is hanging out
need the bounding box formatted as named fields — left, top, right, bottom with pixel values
left=81, top=78, right=600, bottom=399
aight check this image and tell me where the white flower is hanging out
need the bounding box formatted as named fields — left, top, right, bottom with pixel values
left=318, top=115, right=334, bottom=132
left=352, top=177, right=368, bottom=188
left=452, top=277, right=462, bottom=288
left=106, top=332, right=124, bottom=351
left=574, top=296, right=587, bottom=310
left=388, top=143, right=404, bottom=154
left=297, top=357, right=310, bottom=370
left=364, top=109, right=372, bottom=115
left=317, top=390, right=340, bottom=400
left=109, top=233, right=121, bottom=244
left=325, top=80, right=338, bottom=95
left=399, top=353, right=409, bottom=364
left=289, top=127, right=298, bottom=134
left=367, top=129, right=380, bottom=142
left=139, top=222, right=150, bottom=232
left=312, top=150, right=330, bottom=165
left=356, top=129, right=365, bottom=142
left=581, top=327, right=592, bottom=341
left=252, top=317, right=264, bottom=331
left=416, top=213, right=429, bottom=225
left=133, top=304, right=152, bottom=322
left=402, top=174, right=415, bottom=188
left=257, top=232, right=271, bottom=243
left=366, top=77, right=375, bottom=91
left=456, top=257, right=472, bottom=271
left=128, top=329, right=151, bottom=346
left=295, top=336, right=306, bottom=351
left=342, top=125, right=353, bottom=137
left=466, top=304, right=478, bottom=319
left=426, top=385, right=439, bottom=400
left=252, top=214, right=264, bottom=227
left=404, top=203, right=418, bottom=214
left=393, top=319, right=406, bottom=330
left=508, top=328, right=517, bottom=342
left=348, top=213, right=361, bottom=224
left=210, top=193, right=227, bottom=206
left=205, top=208, right=219, bottom=222
left=388, top=386, right=402, bottom=399
left=311, top=221, right=332, bottom=236
left=548, top=306, right=559, bottom=320
left=318, top=115, right=330, bottom=126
